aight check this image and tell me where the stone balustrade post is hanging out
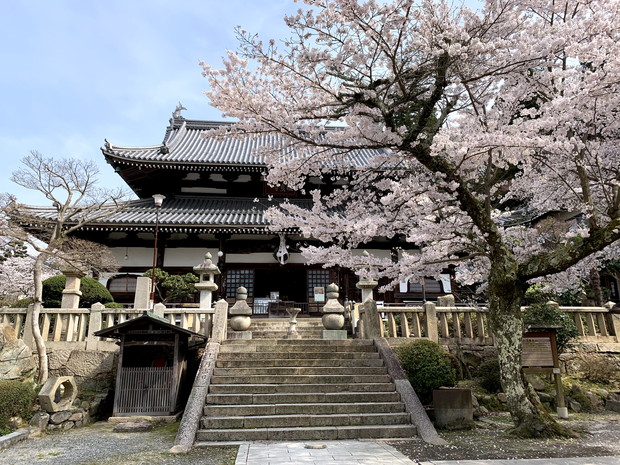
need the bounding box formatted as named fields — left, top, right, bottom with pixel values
left=424, top=301, right=439, bottom=342
left=604, top=301, right=620, bottom=339
left=86, top=302, right=104, bottom=350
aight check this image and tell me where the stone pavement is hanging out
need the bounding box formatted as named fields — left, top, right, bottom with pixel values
left=233, top=440, right=620, bottom=465
left=234, top=440, right=416, bottom=465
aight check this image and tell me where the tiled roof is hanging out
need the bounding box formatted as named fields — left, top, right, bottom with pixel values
left=103, top=118, right=382, bottom=169
left=22, top=196, right=311, bottom=233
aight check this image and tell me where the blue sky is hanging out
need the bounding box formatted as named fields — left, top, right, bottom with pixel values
left=0, top=0, right=296, bottom=204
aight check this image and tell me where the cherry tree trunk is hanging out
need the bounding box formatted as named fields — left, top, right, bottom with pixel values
left=487, top=264, right=574, bottom=437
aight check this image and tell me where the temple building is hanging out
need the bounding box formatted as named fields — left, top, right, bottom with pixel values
left=29, top=108, right=453, bottom=312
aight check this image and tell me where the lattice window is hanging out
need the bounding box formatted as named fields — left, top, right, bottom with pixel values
left=307, top=269, right=330, bottom=300
left=408, top=278, right=443, bottom=293
left=108, top=275, right=138, bottom=293
left=226, top=269, right=254, bottom=298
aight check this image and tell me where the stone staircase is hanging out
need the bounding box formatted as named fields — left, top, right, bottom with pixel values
left=228, top=317, right=324, bottom=339
left=195, top=337, right=417, bottom=442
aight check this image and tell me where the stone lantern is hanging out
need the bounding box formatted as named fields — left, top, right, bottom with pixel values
left=193, top=252, right=220, bottom=309
left=60, top=263, right=87, bottom=309
left=355, top=250, right=378, bottom=302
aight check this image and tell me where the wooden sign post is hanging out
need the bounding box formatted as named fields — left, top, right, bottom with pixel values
left=521, top=328, right=568, bottom=419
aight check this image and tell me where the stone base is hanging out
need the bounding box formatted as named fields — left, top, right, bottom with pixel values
left=432, top=388, right=474, bottom=429
left=227, top=331, right=252, bottom=340
left=286, top=331, right=302, bottom=340
left=322, top=330, right=347, bottom=340
left=107, top=413, right=181, bottom=424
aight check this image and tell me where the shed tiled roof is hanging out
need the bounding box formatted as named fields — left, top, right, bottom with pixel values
left=23, top=196, right=311, bottom=234
left=103, top=118, right=382, bottom=169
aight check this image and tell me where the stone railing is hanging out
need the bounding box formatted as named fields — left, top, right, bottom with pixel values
left=0, top=304, right=216, bottom=352
left=368, top=299, right=619, bottom=345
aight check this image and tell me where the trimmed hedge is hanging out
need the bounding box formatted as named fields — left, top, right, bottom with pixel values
left=395, top=339, right=456, bottom=405
left=43, top=275, right=113, bottom=308
left=0, top=381, right=35, bottom=435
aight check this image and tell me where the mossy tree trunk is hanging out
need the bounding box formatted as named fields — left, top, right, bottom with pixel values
left=488, top=253, right=575, bottom=438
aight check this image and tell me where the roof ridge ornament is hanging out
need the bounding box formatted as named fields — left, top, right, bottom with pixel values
left=172, top=102, right=187, bottom=119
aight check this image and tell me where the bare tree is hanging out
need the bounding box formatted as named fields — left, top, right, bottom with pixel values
left=1, top=151, right=129, bottom=383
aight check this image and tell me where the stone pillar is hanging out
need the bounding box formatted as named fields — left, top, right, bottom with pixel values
left=153, top=302, right=166, bottom=319
left=194, top=252, right=221, bottom=310
left=437, top=294, right=455, bottom=308
left=424, top=301, right=439, bottom=342
left=361, top=299, right=383, bottom=339
left=228, top=287, right=252, bottom=340
left=61, top=269, right=84, bottom=309
left=322, top=283, right=347, bottom=340
left=86, top=302, right=104, bottom=350
left=134, top=276, right=152, bottom=310
left=211, top=299, right=229, bottom=343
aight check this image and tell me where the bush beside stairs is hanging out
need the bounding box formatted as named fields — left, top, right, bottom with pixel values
left=195, top=318, right=417, bottom=442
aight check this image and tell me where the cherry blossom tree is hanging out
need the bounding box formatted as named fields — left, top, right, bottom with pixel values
left=1, top=151, right=128, bottom=383
left=202, top=0, right=620, bottom=436
left=0, top=254, right=55, bottom=306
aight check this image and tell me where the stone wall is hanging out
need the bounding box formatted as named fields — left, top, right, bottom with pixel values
left=47, top=349, right=118, bottom=391
left=30, top=393, right=111, bottom=432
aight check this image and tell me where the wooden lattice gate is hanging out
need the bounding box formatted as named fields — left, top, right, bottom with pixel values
left=113, top=366, right=175, bottom=415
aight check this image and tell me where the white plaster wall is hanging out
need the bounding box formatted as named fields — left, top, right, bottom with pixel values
left=164, top=248, right=219, bottom=267
left=110, top=247, right=154, bottom=268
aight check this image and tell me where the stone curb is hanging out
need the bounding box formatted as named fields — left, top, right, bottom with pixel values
left=0, top=427, right=35, bottom=450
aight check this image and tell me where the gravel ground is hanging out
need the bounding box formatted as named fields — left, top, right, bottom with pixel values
left=0, top=422, right=237, bottom=465
left=388, top=411, right=620, bottom=461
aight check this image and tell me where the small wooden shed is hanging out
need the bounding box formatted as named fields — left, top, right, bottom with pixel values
left=95, top=312, right=206, bottom=417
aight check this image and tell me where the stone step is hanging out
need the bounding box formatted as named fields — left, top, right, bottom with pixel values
left=213, top=366, right=387, bottom=376
left=196, top=424, right=417, bottom=441
left=220, top=343, right=375, bottom=353
left=217, top=351, right=380, bottom=360
left=221, top=338, right=373, bottom=346
left=204, top=401, right=407, bottom=417
left=246, top=331, right=324, bottom=339
left=215, top=358, right=384, bottom=368
left=208, top=382, right=396, bottom=394
left=206, top=391, right=402, bottom=405
left=202, top=412, right=411, bottom=429
left=210, top=374, right=392, bottom=385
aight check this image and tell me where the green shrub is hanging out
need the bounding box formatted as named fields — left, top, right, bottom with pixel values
left=43, top=275, right=113, bottom=308
left=0, top=381, right=35, bottom=435
left=477, top=358, right=503, bottom=393
left=395, top=339, right=456, bottom=404
left=10, top=297, right=34, bottom=308
left=104, top=302, right=125, bottom=308
left=523, top=302, right=578, bottom=353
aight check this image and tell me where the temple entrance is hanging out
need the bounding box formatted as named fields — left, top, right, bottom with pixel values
left=254, top=268, right=306, bottom=302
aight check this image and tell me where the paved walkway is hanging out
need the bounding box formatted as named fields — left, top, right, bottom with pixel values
left=234, top=440, right=620, bottom=465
